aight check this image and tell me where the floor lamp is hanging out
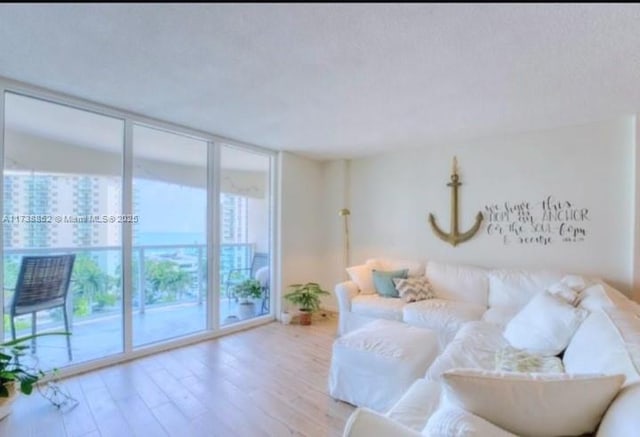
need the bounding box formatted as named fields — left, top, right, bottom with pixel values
left=339, top=208, right=351, bottom=270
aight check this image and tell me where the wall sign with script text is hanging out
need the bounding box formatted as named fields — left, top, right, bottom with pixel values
left=483, top=196, right=589, bottom=245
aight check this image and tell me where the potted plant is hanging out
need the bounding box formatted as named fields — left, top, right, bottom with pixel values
left=0, top=332, right=68, bottom=420
left=234, top=278, right=263, bottom=319
left=284, top=282, right=329, bottom=325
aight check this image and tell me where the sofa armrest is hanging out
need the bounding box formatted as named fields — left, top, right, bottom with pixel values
left=343, top=408, right=421, bottom=437
left=335, top=280, right=360, bottom=312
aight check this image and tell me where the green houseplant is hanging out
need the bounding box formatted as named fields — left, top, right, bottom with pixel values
left=234, top=279, right=263, bottom=319
left=0, top=332, right=69, bottom=419
left=284, top=282, right=329, bottom=325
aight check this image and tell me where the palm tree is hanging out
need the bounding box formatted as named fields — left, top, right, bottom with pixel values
left=145, top=259, right=191, bottom=304
left=71, top=255, right=111, bottom=315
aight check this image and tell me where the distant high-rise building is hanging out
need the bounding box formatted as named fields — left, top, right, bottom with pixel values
left=3, top=171, right=122, bottom=249
left=220, top=193, right=249, bottom=274
left=4, top=172, right=252, bottom=275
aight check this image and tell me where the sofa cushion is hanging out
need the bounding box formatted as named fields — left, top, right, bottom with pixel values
left=403, top=299, right=485, bottom=346
left=481, top=306, right=519, bottom=327
left=442, top=369, right=625, bottom=437
left=563, top=308, right=640, bottom=386
left=504, top=291, right=588, bottom=356
left=488, top=268, right=563, bottom=309
left=423, top=407, right=518, bottom=437
left=426, top=321, right=507, bottom=381
left=367, top=258, right=425, bottom=277
left=425, top=261, right=489, bottom=307
left=372, top=269, right=408, bottom=298
left=386, top=379, right=442, bottom=431
left=351, top=294, right=405, bottom=321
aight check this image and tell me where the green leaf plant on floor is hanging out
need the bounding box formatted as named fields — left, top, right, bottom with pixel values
left=284, top=282, right=329, bottom=312
left=0, top=332, right=70, bottom=397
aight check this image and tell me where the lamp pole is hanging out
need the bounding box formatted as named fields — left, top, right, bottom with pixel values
left=338, top=208, right=351, bottom=270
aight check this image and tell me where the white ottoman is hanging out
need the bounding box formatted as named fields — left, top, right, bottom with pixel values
left=328, top=319, right=439, bottom=412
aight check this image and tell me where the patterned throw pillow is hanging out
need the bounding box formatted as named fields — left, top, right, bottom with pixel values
left=495, top=347, right=564, bottom=373
left=393, top=276, right=434, bottom=303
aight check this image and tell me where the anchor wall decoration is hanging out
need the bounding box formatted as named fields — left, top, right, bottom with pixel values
left=428, top=157, right=483, bottom=247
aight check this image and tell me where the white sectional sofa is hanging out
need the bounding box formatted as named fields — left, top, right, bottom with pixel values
left=335, top=258, right=640, bottom=436
left=336, top=258, right=565, bottom=347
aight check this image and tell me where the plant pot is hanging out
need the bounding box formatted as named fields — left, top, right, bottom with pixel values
left=281, top=312, right=292, bottom=325
left=0, top=382, right=18, bottom=421
left=299, top=310, right=312, bottom=326
left=238, top=302, right=257, bottom=320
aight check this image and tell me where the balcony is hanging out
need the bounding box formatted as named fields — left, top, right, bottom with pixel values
left=3, top=243, right=269, bottom=370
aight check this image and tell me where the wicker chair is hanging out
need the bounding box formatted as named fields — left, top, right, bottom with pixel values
left=7, top=254, right=75, bottom=361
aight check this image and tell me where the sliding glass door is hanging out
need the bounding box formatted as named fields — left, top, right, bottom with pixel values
left=219, top=145, right=271, bottom=326
left=2, top=92, right=124, bottom=368
left=132, top=125, right=208, bottom=347
left=0, top=85, right=276, bottom=371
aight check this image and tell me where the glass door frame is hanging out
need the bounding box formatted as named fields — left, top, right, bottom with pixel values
left=0, top=76, right=278, bottom=377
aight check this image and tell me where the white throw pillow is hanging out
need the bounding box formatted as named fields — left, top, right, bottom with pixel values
left=346, top=264, right=376, bottom=294
left=503, top=291, right=588, bottom=356
left=424, top=406, right=517, bottom=437
left=563, top=309, right=640, bottom=385
left=442, top=369, right=625, bottom=437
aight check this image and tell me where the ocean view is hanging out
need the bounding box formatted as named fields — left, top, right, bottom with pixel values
left=135, top=231, right=206, bottom=246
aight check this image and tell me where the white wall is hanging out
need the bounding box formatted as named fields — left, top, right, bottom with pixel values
left=318, top=160, right=350, bottom=311
left=634, top=115, right=640, bottom=302
left=344, top=117, right=635, bottom=294
left=278, top=152, right=326, bottom=313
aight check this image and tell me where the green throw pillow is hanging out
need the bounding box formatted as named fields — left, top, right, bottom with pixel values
left=372, top=269, right=408, bottom=298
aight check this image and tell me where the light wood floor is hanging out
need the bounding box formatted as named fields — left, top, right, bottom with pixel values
left=0, top=315, right=354, bottom=437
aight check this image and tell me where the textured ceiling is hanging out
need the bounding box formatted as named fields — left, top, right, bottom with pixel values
left=0, top=4, right=639, bottom=160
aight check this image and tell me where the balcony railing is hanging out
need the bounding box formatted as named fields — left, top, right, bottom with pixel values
left=3, top=242, right=255, bottom=332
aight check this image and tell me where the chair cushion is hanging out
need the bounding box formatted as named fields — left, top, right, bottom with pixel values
left=403, top=299, right=485, bottom=346
left=426, top=261, right=489, bottom=307
left=351, top=294, right=406, bottom=321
